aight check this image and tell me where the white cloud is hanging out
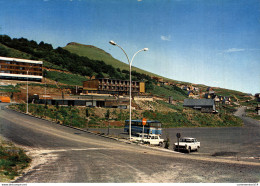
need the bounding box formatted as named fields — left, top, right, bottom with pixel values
left=224, top=48, right=245, bottom=53
left=218, top=48, right=260, bottom=55
left=160, top=35, right=171, bottom=41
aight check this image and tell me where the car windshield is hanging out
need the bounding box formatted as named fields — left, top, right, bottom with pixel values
left=180, top=138, right=194, bottom=143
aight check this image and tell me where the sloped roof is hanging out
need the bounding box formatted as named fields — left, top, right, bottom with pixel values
left=183, top=99, right=215, bottom=107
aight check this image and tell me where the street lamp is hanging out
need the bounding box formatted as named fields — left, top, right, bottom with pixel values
left=109, top=40, right=148, bottom=140
left=26, top=65, right=34, bottom=114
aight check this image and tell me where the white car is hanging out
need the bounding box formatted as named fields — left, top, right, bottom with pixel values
left=174, top=137, right=200, bottom=153
left=129, top=133, right=149, bottom=142
left=142, top=134, right=164, bottom=146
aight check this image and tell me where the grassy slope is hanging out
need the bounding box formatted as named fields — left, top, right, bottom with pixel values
left=0, top=43, right=32, bottom=59
left=45, top=71, right=88, bottom=86
left=64, top=42, right=174, bottom=81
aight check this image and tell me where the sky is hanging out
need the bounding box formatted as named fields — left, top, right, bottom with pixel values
left=0, top=0, right=259, bottom=94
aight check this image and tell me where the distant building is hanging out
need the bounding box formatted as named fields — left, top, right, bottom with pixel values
left=193, top=87, right=199, bottom=92
left=187, top=91, right=195, bottom=97
left=151, top=76, right=163, bottom=83
left=82, top=78, right=145, bottom=95
left=182, top=86, right=190, bottom=91
left=255, top=93, right=260, bottom=102
left=183, top=99, right=216, bottom=113
left=0, top=56, right=43, bottom=82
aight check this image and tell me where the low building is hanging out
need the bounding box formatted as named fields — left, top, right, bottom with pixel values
left=0, top=56, right=43, bottom=82
left=82, top=78, right=145, bottom=95
left=36, top=95, right=129, bottom=108
left=183, top=99, right=216, bottom=113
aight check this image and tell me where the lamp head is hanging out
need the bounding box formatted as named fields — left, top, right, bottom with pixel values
left=143, top=48, right=149, bottom=51
left=109, top=40, right=116, bottom=46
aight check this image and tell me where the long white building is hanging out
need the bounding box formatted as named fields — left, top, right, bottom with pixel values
left=0, top=56, right=43, bottom=82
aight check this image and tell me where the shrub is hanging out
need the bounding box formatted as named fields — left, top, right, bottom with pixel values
left=0, top=144, right=31, bottom=180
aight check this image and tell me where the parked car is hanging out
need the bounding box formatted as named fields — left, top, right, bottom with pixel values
left=142, top=134, right=164, bottom=146
left=174, top=137, right=200, bottom=153
left=129, top=133, right=149, bottom=142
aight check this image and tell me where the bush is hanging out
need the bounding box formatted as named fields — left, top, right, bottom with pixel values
left=0, top=144, right=31, bottom=180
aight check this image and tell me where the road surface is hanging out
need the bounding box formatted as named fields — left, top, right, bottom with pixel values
left=92, top=107, right=260, bottom=160
left=0, top=104, right=260, bottom=183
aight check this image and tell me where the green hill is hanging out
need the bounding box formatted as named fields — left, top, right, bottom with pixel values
left=64, top=42, right=171, bottom=81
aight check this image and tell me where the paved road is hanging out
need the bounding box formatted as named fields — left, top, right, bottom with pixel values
left=93, top=107, right=260, bottom=160
left=0, top=104, right=260, bottom=183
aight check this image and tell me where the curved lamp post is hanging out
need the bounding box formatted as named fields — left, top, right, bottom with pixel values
left=109, top=40, right=148, bottom=140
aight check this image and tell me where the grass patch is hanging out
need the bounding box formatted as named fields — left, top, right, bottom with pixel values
left=0, top=140, right=31, bottom=181
left=157, top=100, right=184, bottom=111
left=147, top=84, right=187, bottom=101
left=0, top=85, right=20, bottom=93
left=10, top=104, right=87, bottom=128
left=45, top=71, right=88, bottom=86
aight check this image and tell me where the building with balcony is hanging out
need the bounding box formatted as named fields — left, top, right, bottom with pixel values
left=82, top=78, right=145, bottom=95
left=0, top=56, right=43, bottom=82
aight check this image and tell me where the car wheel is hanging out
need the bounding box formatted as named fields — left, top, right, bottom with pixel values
left=159, top=142, right=163, bottom=147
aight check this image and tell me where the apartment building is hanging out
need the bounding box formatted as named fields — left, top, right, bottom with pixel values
left=82, top=78, right=145, bottom=95
left=0, top=56, right=43, bottom=82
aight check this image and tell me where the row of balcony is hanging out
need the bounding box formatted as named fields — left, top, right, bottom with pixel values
left=0, top=70, right=42, bottom=76
left=98, top=86, right=139, bottom=92
left=0, top=62, right=42, bottom=67
left=0, top=67, right=42, bottom=73
left=98, top=80, right=140, bottom=86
